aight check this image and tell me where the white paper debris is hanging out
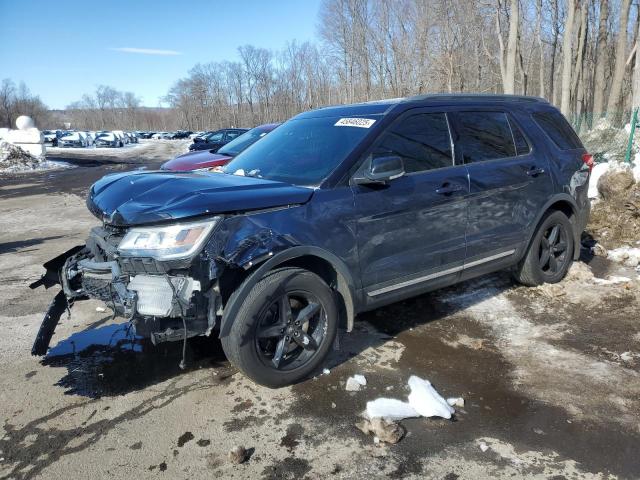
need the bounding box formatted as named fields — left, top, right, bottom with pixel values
left=446, top=397, right=465, bottom=408
left=322, top=368, right=331, bottom=375
left=346, top=374, right=367, bottom=391
left=480, top=442, right=489, bottom=452
left=407, top=375, right=455, bottom=419
left=366, top=398, right=420, bottom=421
left=96, top=306, right=106, bottom=312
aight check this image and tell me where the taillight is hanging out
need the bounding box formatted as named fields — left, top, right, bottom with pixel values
left=582, top=152, right=594, bottom=172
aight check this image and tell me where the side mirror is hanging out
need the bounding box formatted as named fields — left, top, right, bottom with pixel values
left=353, top=155, right=405, bottom=185
left=193, top=137, right=203, bottom=143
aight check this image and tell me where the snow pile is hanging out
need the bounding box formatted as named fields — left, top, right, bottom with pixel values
left=607, top=247, right=640, bottom=268
left=0, top=140, right=70, bottom=173
left=365, top=375, right=457, bottom=421
left=1, top=139, right=42, bottom=172
left=588, top=161, right=640, bottom=249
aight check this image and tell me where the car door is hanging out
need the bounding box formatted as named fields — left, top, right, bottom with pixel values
left=352, top=109, right=469, bottom=301
left=451, top=109, right=554, bottom=268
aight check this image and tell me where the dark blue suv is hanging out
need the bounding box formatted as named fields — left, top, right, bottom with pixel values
left=31, top=95, right=591, bottom=387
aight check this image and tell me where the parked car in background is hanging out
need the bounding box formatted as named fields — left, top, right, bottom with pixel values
left=189, top=131, right=204, bottom=139
left=170, top=130, right=193, bottom=139
left=31, top=95, right=592, bottom=387
left=112, top=130, right=128, bottom=144
left=83, top=131, right=94, bottom=147
left=152, top=132, right=171, bottom=139
left=42, top=130, right=63, bottom=146
left=58, top=131, right=88, bottom=148
left=161, top=123, right=280, bottom=171
left=94, top=132, right=123, bottom=147
left=188, top=128, right=248, bottom=152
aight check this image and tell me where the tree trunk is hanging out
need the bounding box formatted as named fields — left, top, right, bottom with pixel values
left=504, top=0, right=519, bottom=94
left=536, top=0, right=545, bottom=98
left=606, top=0, right=632, bottom=114
left=560, top=0, right=576, bottom=116
left=633, top=7, right=640, bottom=110
left=593, top=0, right=610, bottom=118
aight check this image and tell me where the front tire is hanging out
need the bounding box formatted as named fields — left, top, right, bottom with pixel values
left=221, top=267, right=338, bottom=388
left=513, top=210, right=574, bottom=286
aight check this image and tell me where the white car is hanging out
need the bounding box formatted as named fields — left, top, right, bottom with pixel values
left=113, top=130, right=129, bottom=145
left=152, top=132, right=171, bottom=139
left=58, top=131, right=88, bottom=148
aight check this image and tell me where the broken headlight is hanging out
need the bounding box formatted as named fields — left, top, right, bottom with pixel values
left=117, top=217, right=220, bottom=260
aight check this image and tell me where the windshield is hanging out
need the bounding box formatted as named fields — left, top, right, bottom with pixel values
left=218, top=126, right=275, bottom=156
left=222, top=115, right=380, bottom=186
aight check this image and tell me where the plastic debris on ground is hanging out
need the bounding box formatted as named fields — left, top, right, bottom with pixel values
left=365, top=375, right=460, bottom=421
left=345, top=374, right=367, bottom=391
left=407, top=375, right=455, bottom=419
left=366, top=398, right=419, bottom=421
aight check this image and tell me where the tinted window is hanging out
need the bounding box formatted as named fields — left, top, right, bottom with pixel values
left=371, top=113, right=453, bottom=173
left=225, top=131, right=243, bottom=141
left=532, top=110, right=582, bottom=150
left=456, top=111, right=516, bottom=163
left=508, top=116, right=531, bottom=155
left=207, top=132, right=224, bottom=142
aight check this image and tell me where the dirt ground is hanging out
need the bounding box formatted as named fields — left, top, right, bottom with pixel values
left=0, top=149, right=639, bottom=479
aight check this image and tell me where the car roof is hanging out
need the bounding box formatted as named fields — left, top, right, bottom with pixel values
left=295, top=94, right=550, bottom=119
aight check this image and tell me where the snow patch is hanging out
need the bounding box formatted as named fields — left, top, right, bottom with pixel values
left=346, top=374, right=367, bottom=391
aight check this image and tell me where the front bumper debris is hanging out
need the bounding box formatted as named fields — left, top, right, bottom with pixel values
left=30, top=230, right=215, bottom=356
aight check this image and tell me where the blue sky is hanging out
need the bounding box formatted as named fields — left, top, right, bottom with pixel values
left=0, top=0, right=322, bottom=109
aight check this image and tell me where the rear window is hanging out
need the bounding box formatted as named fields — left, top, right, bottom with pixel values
left=532, top=110, right=582, bottom=150
left=455, top=111, right=516, bottom=163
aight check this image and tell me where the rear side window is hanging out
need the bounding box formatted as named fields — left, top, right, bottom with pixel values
left=455, top=112, right=516, bottom=163
left=508, top=116, right=531, bottom=155
left=532, top=110, right=582, bottom=150
left=371, top=113, right=453, bottom=173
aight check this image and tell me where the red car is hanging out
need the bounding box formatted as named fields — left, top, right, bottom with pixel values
left=161, top=123, right=280, bottom=171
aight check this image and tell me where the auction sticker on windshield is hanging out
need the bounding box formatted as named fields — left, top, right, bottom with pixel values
left=334, top=118, right=376, bottom=128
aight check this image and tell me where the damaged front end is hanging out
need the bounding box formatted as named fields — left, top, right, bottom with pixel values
left=30, top=222, right=222, bottom=357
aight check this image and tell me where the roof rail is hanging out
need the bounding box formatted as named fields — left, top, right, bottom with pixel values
left=404, top=93, right=549, bottom=104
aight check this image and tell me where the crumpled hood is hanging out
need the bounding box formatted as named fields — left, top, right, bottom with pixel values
left=160, top=150, right=231, bottom=171
left=87, top=171, right=314, bottom=226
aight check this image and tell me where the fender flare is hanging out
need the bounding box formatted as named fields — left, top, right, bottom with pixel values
left=218, top=246, right=358, bottom=338
left=525, top=193, right=582, bottom=261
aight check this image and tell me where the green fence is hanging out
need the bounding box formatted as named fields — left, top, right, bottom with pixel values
left=570, top=110, right=637, bottom=164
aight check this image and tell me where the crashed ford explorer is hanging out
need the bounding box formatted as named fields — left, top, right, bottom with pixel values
left=31, top=94, right=591, bottom=387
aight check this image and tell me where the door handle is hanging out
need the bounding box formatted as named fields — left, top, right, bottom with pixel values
left=436, top=182, right=465, bottom=195
left=526, top=166, right=545, bottom=177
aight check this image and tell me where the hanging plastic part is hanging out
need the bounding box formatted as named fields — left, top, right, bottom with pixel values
left=165, top=275, right=189, bottom=370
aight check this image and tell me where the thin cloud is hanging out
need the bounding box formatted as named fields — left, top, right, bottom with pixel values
left=110, top=47, right=182, bottom=56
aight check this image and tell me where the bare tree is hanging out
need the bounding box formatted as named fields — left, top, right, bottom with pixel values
left=606, top=0, right=632, bottom=114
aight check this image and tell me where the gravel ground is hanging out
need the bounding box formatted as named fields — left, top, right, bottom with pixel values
left=0, top=148, right=639, bottom=479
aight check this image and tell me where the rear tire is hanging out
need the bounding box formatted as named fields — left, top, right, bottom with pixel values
left=221, top=267, right=338, bottom=388
left=513, top=210, right=574, bottom=286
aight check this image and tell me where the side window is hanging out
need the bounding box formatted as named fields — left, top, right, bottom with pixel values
left=532, top=110, right=582, bottom=150
left=371, top=113, right=453, bottom=173
left=508, top=116, right=531, bottom=156
left=226, top=130, right=242, bottom=141
left=207, top=132, right=224, bottom=142
left=455, top=111, right=516, bottom=163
